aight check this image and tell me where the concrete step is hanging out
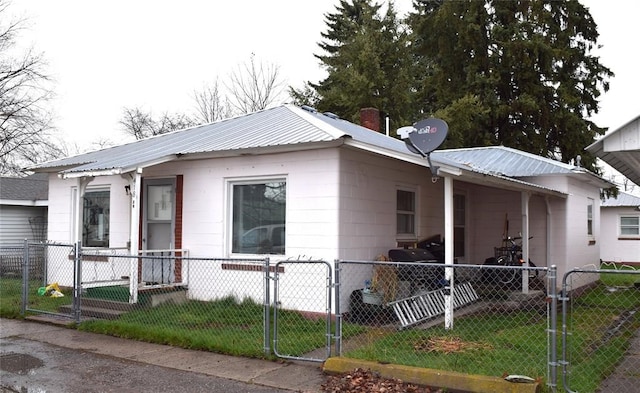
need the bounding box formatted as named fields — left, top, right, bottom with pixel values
left=78, top=297, right=139, bottom=311
left=58, top=304, right=126, bottom=320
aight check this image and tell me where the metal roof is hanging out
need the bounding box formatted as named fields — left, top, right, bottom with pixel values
left=431, top=146, right=580, bottom=177
left=602, top=191, right=640, bottom=208
left=31, top=104, right=611, bottom=196
left=586, top=114, right=640, bottom=189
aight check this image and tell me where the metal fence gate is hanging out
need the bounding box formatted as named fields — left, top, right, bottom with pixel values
left=559, top=266, right=640, bottom=393
left=21, top=241, right=80, bottom=322
left=272, top=260, right=333, bottom=362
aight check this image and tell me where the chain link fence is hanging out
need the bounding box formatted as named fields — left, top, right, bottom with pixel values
left=8, top=242, right=640, bottom=392
left=560, top=264, right=640, bottom=393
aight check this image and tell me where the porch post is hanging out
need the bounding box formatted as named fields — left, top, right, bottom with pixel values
left=444, top=175, right=455, bottom=330
left=521, top=191, right=530, bottom=293
left=129, top=168, right=142, bottom=304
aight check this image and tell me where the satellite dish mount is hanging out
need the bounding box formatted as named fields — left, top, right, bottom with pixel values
left=400, top=118, right=449, bottom=179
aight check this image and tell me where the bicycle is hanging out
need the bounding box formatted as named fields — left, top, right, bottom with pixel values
left=490, top=236, right=538, bottom=287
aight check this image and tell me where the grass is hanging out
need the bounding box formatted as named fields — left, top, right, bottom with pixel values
left=0, top=277, right=73, bottom=318
left=3, top=275, right=640, bottom=392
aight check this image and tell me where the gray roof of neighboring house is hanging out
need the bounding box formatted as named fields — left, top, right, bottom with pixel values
left=0, top=173, right=48, bottom=201
left=30, top=104, right=609, bottom=195
left=602, top=191, right=640, bottom=207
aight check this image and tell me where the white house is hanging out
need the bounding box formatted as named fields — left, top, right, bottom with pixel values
left=0, top=173, right=48, bottom=245
left=31, top=105, right=613, bottom=310
left=600, top=191, right=640, bottom=265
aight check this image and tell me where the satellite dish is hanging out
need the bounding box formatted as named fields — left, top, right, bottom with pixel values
left=402, top=118, right=449, bottom=178
left=407, top=118, right=448, bottom=155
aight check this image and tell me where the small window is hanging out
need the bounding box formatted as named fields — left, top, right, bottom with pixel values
left=83, top=189, right=110, bottom=247
left=231, top=180, right=286, bottom=255
left=397, top=189, right=416, bottom=237
left=454, top=194, right=466, bottom=258
left=587, top=198, right=594, bottom=237
left=620, top=216, right=640, bottom=236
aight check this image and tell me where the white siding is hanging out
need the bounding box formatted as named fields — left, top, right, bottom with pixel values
left=0, top=205, right=47, bottom=244
left=601, top=207, right=640, bottom=264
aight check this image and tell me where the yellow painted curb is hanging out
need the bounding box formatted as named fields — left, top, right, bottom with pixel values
left=323, top=357, right=540, bottom=393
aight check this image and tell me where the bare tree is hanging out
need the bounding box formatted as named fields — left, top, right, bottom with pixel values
left=119, top=107, right=196, bottom=140
left=226, top=54, right=286, bottom=114
left=192, top=78, right=232, bottom=124
left=0, top=1, right=60, bottom=175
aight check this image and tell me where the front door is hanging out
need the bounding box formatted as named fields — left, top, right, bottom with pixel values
left=142, top=179, right=175, bottom=284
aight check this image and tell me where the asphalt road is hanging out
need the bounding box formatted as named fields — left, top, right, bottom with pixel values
left=0, top=336, right=291, bottom=393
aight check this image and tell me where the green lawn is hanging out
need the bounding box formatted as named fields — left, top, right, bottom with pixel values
left=3, top=275, right=640, bottom=392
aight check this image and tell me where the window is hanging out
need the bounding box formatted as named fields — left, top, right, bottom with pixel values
left=397, top=189, right=416, bottom=237
left=231, top=180, right=286, bottom=255
left=587, top=198, right=594, bottom=237
left=83, top=189, right=110, bottom=247
left=620, top=216, right=640, bottom=237
left=454, top=194, right=466, bottom=258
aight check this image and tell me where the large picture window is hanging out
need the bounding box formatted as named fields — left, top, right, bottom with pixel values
left=231, top=180, right=286, bottom=255
left=83, top=189, right=110, bottom=247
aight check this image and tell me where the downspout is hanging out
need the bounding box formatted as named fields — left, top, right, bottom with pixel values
left=521, top=191, right=530, bottom=293
left=128, top=168, right=143, bottom=304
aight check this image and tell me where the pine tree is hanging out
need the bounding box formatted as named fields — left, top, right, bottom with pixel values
left=309, top=0, right=417, bottom=132
left=409, top=0, right=613, bottom=170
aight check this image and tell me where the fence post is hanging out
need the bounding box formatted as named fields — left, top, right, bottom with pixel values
left=547, top=265, right=558, bottom=391
left=334, top=259, right=342, bottom=356
left=21, top=239, right=29, bottom=315
left=263, top=257, right=271, bottom=356
left=72, top=241, right=83, bottom=323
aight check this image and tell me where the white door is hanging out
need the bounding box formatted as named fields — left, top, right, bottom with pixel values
left=142, top=180, right=175, bottom=284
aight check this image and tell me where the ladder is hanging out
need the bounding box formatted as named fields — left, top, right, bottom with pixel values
left=388, top=281, right=479, bottom=329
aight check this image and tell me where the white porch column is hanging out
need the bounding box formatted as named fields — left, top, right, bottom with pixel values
left=129, top=168, right=142, bottom=304
left=521, top=191, right=530, bottom=293
left=444, top=175, right=455, bottom=330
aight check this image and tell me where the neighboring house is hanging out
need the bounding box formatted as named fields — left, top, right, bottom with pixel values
left=0, top=173, right=49, bottom=244
left=586, top=114, right=640, bottom=191
left=600, top=191, right=640, bottom=265
left=30, top=105, right=612, bottom=310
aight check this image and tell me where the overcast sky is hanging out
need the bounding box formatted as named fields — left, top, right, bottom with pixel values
left=10, top=0, right=638, bottom=158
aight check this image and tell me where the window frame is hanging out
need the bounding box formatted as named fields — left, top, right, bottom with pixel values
left=619, top=214, right=640, bottom=238
left=227, top=176, right=287, bottom=256
left=82, top=187, right=111, bottom=248
left=587, top=198, right=595, bottom=239
left=396, top=187, right=417, bottom=240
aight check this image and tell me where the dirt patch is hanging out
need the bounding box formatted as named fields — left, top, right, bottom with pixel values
left=322, top=367, right=443, bottom=392
left=413, top=335, right=493, bottom=354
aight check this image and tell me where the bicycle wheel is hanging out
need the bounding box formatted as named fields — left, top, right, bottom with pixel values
left=495, top=255, right=518, bottom=286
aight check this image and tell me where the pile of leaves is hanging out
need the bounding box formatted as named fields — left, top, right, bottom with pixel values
left=321, top=368, right=442, bottom=393
left=413, top=335, right=493, bottom=354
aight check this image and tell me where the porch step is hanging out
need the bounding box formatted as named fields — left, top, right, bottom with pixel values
left=58, top=298, right=139, bottom=320
left=80, top=297, right=139, bottom=311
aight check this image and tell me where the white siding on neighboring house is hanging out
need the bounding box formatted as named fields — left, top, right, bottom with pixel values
left=600, top=192, right=640, bottom=265
left=0, top=205, right=47, bottom=244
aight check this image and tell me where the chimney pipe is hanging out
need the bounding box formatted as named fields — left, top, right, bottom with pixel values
left=360, top=107, right=380, bottom=132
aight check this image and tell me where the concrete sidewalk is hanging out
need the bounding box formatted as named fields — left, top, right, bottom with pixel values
left=0, top=318, right=327, bottom=392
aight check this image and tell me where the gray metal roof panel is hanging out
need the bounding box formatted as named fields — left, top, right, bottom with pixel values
left=602, top=191, right=640, bottom=207
left=33, top=106, right=342, bottom=174
left=431, top=146, right=579, bottom=177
